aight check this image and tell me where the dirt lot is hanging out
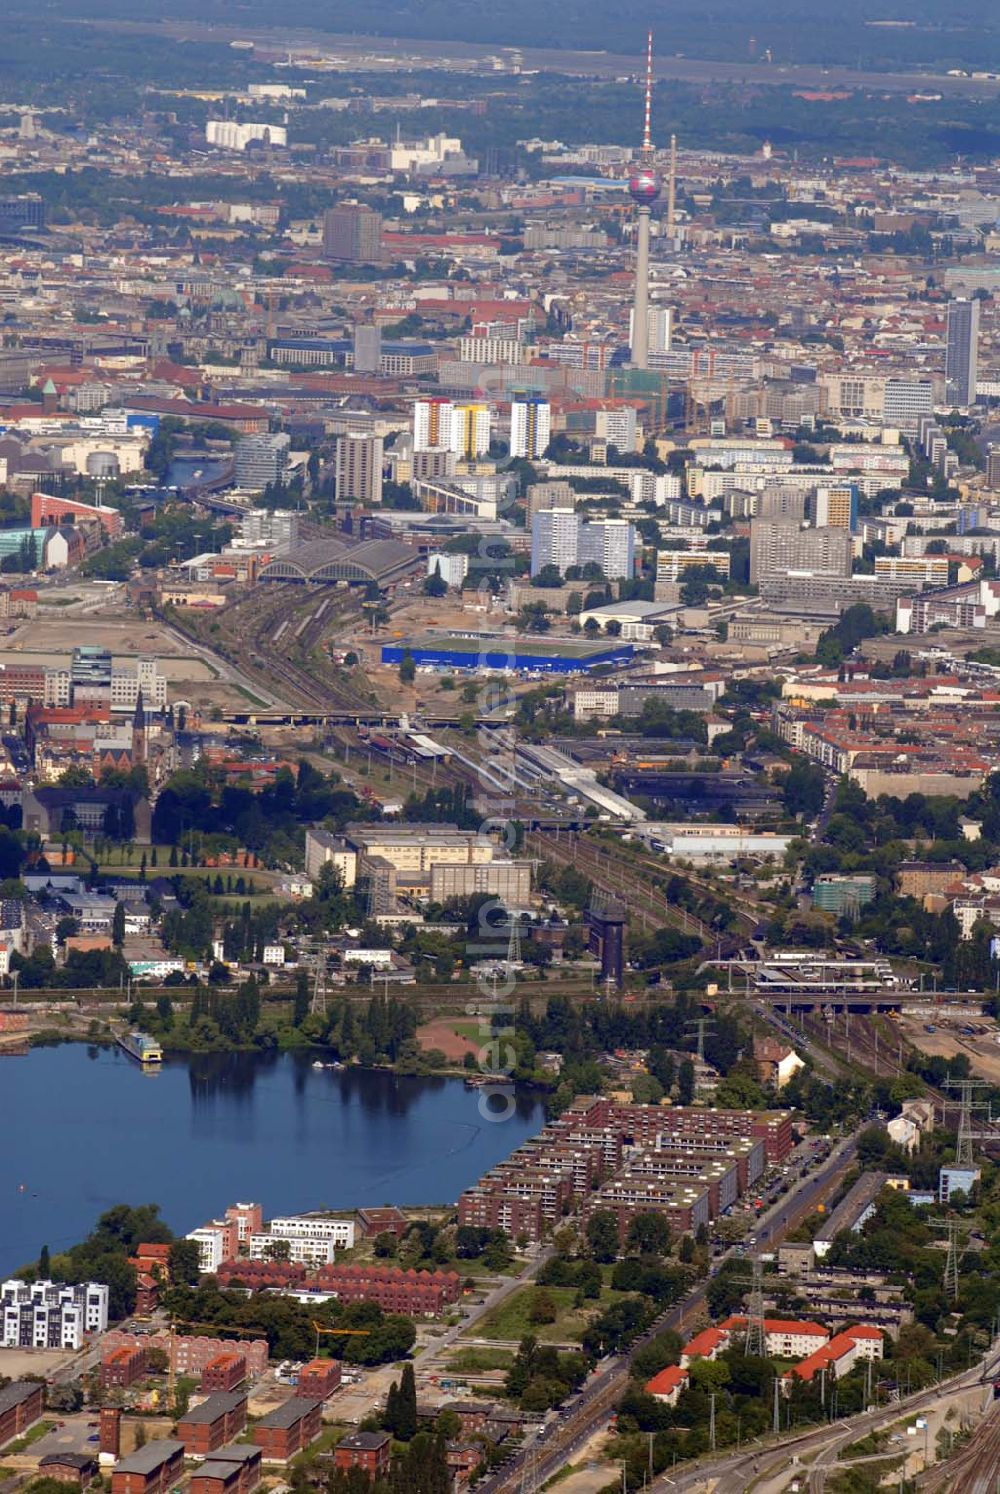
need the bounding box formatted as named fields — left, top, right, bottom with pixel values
left=0, top=1346, right=76, bottom=1379
left=416, top=1019, right=481, bottom=1062
left=1, top=612, right=264, bottom=714
left=4, top=615, right=217, bottom=684
left=900, top=1014, right=1000, bottom=1084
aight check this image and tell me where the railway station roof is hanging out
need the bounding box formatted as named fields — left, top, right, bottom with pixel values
left=259, top=536, right=420, bottom=585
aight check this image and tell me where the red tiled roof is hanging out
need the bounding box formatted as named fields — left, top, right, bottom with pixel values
left=644, top=1366, right=687, bottom=1395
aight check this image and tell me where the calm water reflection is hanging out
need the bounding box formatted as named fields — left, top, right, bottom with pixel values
left=0, top=1045, right=544, bottom=1273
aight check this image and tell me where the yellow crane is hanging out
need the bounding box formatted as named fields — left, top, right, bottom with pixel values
left=311, top=1321, right=371, bottom=1358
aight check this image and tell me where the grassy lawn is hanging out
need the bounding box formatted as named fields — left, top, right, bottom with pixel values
left=445, top=1347, right=515, bottom=1374
left=289, top=1425, right=342, bottom=1468
left=5, top=1421, right=55, bottom=1453
left=469, top=1285, right=618, bottom=1345
left=448, top=1021, right=482, bottom=1041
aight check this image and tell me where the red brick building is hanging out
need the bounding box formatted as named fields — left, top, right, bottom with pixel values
left=100, top=1408, right=122, bottom=1458
left=313, top=1264, right=461, bottom=1314
left=110, top=1439, right=185, bottom=1494
left=251, top=1398, right=323, bottom=1461
left=334, top=1431, right=392, bottom=1481
left=297, top=1359, right=341, bottom=1400
left=101, top=1331, right=268, bottom=1379
left=176, top=1392, right=247, bottom=1456
left=200, top=1354, right=247, bottom=1393
left=38, top=1454, right=99, bottom=1488
left=102, top=1345, right=147, bottom=1389
left=445, top=1443, right=481, bottom=1486
left=0, top=1382, right=44, bottom=1449
left=356, top=1207, right=409, bottom=1239
left=216, top=1261, right=306, bottom=1291
left=189, top=1444, right=262, bottom=1494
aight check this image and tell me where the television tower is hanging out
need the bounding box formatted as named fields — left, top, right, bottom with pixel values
left=628, top=29, right=660, bottom=369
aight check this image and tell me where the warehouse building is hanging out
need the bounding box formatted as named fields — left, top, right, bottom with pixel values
left=381, top=632, right=633, bottom=674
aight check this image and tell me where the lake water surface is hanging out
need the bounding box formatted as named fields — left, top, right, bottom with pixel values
left=0, top=1044, right=545, bottom=1273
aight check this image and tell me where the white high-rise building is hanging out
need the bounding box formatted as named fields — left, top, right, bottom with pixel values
left=335, top=432, right=383, bottom=504
left=594, top=406, right=639, bottom=452
left=628, top=306, right=672, bottom=356
left=531, top=508, right=581, bottom=576
left=413, top=398, right=455, bottom=452
left=510, top=394, right=551, bottom=459
left=413, top=399, right=490, bottom=458
left=530, top=510, right=636, bottom=580
left=451, top=402, right=491, bottom=459
left=580, top=518, right=636, bottom=581
left=426, top=552, right=469, bottom=588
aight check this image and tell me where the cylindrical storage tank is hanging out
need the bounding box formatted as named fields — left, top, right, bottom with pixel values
left=86, top=450, right=120, bottom=478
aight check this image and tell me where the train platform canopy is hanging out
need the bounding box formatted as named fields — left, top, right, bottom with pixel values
left=405, top=732, right=451, bottom=759
left=259, top=536, right=421, bottom=586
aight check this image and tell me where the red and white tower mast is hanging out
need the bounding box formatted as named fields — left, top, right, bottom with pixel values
left=628, top=29, right=660, bottom=369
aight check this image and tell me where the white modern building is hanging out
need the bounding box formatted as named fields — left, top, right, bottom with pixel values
left=638, top=824, right=796, bottom=862
left=426, top=552, right=469, bottom=588
left=628, top=306, right=672, bottom=357
left=248, top=1233, right=336, bottom=1267
left=413, top=399, right=490, bottom=460
left=530, top=510, right=636, bottom=580
left=109, top=657, right=167, bottom=712
left=1, top=1279, right=108, bottom=1349
left=510, top=394, right=551, bottom=459
left=579, top=518, right=636, bottom=580
left=186, top=1226, right=230, bottom=1275
left=530, top=508, right=581, bottom=576
left=268, top=1215, right=356, bottom=1249
left=205, top=120, right=287, bottom=152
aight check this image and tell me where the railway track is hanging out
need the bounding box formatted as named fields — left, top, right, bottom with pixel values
left=528, top=831, right=713, bottom=941
left=921, top=1400, right=1000, bottom=1492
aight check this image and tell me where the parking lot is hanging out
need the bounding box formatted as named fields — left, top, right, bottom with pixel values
left=29, top=1413, right=100, bottom=1460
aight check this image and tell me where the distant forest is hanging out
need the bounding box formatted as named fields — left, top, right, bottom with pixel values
left=25, top=0, right=1000, bottom=72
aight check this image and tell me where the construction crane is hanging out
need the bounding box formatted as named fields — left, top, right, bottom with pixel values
left=311, top=1321, right=371, bottom=1357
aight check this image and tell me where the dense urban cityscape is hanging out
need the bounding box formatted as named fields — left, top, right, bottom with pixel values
left=7, top=4, right=1000, bottom=1493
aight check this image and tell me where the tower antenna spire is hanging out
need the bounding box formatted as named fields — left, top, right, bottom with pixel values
left=642, top=29, right=654, bottom=159
left=628, top=27, right=660, bottom=370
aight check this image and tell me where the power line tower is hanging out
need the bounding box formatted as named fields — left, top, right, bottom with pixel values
left=519, top=1441, right=537, bottom=1494
left=506, top=914, right=522, bottom=975
left=944, top=1077, right=991, bottom=1166
left=310, top=960, right=327, bottom=1020
left=685, top=1016, right=715, bottom=1062
left=942, top=1219, right=961, bottom=1302
left=744, top=1259, right=767, bottom=1359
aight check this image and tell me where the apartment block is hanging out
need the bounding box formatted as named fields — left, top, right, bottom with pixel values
left=334, top=1432, right=392, bottom=1481
left=1, top=1279, right=108, bottom=1349
left=111, top=1440, right=185, bottom=1494
left=252, top=1398, right=323, bottom=1461
left=200, top=1354, right=247, bottom=1393
left=189, top=1446, right=262, bottom=1494
left=0, top=1381, right=45, bottom=1450
left=297, top=1360, right=342, bottom=1400
left=101, top=1345, right=147, bottom=1389
left=176, top=1393, right=248, bottom=1456
left=312, top=1264, right=462, bottom=1314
